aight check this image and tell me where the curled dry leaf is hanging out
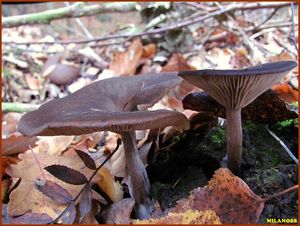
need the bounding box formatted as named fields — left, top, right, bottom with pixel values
left=135, top=209, right=222, bottom=224
left=109, top=38, right=143, bottom=76
left=272, top=83, right=298, bottom=103
left=97, top=167, right=124, bottom=202
left=6, top=152, right=97, bottom=219
left=142, top=43, right=156, bottom=58
left=172, top=168, right=265, bottom=224
left=2, top=134, right=38, bottom=156
left=102, top=198, right=135, bottom=224
left=44, top=165, right=88, bottom=185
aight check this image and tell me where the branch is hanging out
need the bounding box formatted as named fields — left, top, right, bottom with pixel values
left=2, top=102, right=40, bottom=113
left=2, top=5, right=236, bottom=46
left=2, top=2, right=141, bottom=28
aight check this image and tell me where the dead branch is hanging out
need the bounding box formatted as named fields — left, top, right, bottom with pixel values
left=2, top=2, right=141, bottom=28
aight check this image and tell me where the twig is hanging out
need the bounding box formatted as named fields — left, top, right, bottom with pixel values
left=51, top=138, right=121, bottom=224
left=64, top=2, right=94, bottom=40
left=0, top=4, right=253, bottom=46
left=2, top=102, right=40, bottom=113
left=288, top=3, right=298, bottom=52
left=261, top=185, right=298, bottom=202
left=2, top=2, right=141, bottom=28
left=266, top=126, right=298, bottom=164
left=214, top=2, right=256, bottom=58
left=251, top=8, right=279, bottom=32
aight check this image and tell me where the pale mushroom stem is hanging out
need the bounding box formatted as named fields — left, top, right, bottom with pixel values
left=120, top=131, right=153, bottom=220
left=226, top=108, right=242, bottom=175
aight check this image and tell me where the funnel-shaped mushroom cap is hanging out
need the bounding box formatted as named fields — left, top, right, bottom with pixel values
left=179, top=61, right=297, bottom=110
left=19, top=73, right=189, bottom=136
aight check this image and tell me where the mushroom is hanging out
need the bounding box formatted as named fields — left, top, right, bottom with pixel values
left=179, top=61, right=297, bottom=175
left=182, top=89, right=298, bottom=124
left=18, top=72, right=190, bottom=219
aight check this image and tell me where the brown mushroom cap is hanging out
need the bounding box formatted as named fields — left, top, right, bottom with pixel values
left=19, top=72, right=189, bottom=136
left=179, top=61, right=297, bottom=110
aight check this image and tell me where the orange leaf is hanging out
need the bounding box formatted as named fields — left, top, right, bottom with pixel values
left=272, top=83, right=298, bottom=103
left=172, top=168, right=265, bottom=224
left=142, top=43, right=156, bottom=58
left=2, top=156, right=20, bottom=177
left=109, top=38, right=143, bottom=76
left=162, top=53, right=196, bottom=72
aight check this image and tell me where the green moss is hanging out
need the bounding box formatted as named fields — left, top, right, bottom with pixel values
left=210, top=127, right=226, bottom=145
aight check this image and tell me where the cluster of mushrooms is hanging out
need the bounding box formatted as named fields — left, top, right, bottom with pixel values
left=19, top=60, right=297, bottom=219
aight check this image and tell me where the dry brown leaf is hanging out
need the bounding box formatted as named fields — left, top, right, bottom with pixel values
left=35, top=136, right=75, bottom=155
left=172, top=168, right=264, bottom=224
left=142, top=43, right=156, bottom=58
left=2, top=157, right=20, bottom=177
left=109, top=38, right=143, bottom=76
left=25, top=74, right=40, bottom=90
left=162, top=53, right=196, bottom=72
left=80, top=200, right=100, bottom=224
left=135, top=209, right=222, bottom=224
left=2, top=134, right=38, bottom=156
left=2, top=113, right=22, bottom=137
left=6, top=152, right=97, bottom=219
left=272, top=83, right=298, bottom=103
left=97, top=167, right=123, bottom=202
left=102, top=198, right=135, bottom=224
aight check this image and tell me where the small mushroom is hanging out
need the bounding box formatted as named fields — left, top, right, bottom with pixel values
left=18, top=72, right=190, bottom=219
left=179, top=61, right=297, bottom=175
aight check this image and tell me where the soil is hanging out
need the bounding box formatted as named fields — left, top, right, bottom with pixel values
left=148, top=120, right=298, bottom=223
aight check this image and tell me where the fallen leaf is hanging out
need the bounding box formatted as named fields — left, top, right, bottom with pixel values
left=272, top=83, right=298, bottom=103
left=60, top=201, right=76, bottom=224
left=35, top=136, right=74, bottom=155
left=97, top=167, right=124, bottom=202
left=6, top=152, right=97, bottom=219
left=78, top=184, right=92, bottom=222
left=109, top=38, right=143, bottom=76
left=45, top=165, right=88, bottom=185
left=2, top=204, right=53, bottom=224
left=142, top=43, right=156, bottom=58
left=2, top=112, right=22, bottom=137
left=75, top=149, right=97, bottom=170
left=25, top=74, right=40, bottom=90
left=35, top=179, right=73, bottom=204
left=80, top=199, right=100, bottom=224
left=102, top=198, right=135, bottom=224
left=135, top=209, right=222, bottom=224
left=172, top=168, right=265, bottom=224
left=2, top=134, right=38, bottom=156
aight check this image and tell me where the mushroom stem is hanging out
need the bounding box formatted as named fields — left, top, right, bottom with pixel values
left=226, top=108, right=242, bottom=175
left=121, top=131, right=153, bottom=219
